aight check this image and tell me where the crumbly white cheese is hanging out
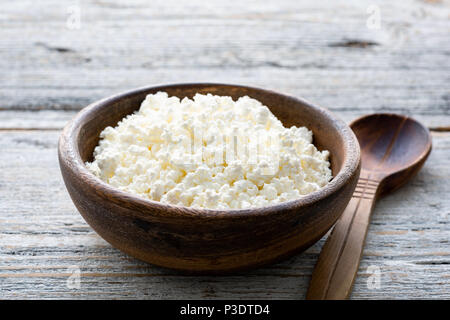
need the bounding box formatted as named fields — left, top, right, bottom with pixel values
left=86, top=92, right=332, bottom=209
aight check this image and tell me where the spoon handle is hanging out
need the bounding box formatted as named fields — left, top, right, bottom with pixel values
left=306, top=171, right=380, bottom=300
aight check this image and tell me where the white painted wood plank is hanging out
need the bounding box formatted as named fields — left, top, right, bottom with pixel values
left=1, top=0, right=449, bottom=127
left=0, top=130, right=448, bottom=299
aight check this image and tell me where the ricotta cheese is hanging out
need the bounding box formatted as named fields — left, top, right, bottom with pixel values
left=86, top=92, right=332, bottom=209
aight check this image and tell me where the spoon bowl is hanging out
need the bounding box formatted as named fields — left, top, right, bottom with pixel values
left=350, top=113, right=432, bottom=196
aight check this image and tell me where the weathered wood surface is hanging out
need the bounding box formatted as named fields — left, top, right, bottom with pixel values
left=1, top=0, right=449, bottom=127
left=0, top=0, right=449, bottom=299
left=0, top=129, right=449, bottom=299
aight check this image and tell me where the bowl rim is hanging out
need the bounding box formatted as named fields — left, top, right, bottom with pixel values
left=58, top=82, right=361, bottom=219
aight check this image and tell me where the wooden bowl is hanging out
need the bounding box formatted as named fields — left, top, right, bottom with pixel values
left=58, top=83, right=361, bottom=273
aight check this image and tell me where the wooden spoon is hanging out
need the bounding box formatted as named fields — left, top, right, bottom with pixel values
left=306, top=113, right=432, bottom=300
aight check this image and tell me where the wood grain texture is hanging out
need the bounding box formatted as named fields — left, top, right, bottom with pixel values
left=0, top=0, right=449, bottom=299
left=0, top=128, right=449, bottom=299
left=0, top=0, right=449, bottom=126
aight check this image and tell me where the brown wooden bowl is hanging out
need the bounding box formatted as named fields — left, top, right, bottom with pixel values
left=58, top=83, right=361, bottom=273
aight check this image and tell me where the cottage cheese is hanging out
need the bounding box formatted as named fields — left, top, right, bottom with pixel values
left=86, top=92, right=332, bottom=209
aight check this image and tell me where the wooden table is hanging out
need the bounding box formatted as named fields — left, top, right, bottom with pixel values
left=1, top=0, right=449, bottom=299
